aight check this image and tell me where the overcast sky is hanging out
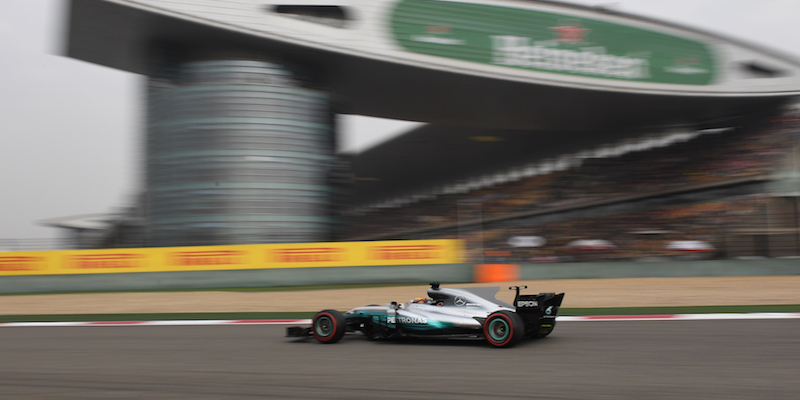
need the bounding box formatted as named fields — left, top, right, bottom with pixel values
left=2, top=0, right=800, bottom=241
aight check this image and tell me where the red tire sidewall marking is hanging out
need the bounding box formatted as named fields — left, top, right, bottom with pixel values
left=485, top=313, right=513, bottom=347
left=313, top=312, right=337, bottom=342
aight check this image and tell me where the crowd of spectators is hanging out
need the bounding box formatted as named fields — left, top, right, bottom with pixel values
left=343, top=114, right=800, bottom=262
left=475, top=196, right=771, bottom=263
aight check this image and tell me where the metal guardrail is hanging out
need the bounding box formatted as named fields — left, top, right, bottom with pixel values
left=0, top=239, right=73, bottom=252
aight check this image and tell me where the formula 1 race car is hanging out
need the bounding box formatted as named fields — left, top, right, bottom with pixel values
left=286, top=283, right=564, bottom=348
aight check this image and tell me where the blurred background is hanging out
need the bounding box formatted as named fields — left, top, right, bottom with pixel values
left=2, top=0, right=800, bottom=263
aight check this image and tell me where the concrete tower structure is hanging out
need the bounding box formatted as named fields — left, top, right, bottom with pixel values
left=146, top=52, right=334, bottom=246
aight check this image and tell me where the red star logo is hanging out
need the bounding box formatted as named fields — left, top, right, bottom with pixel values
left=548, top=21, right=590, bottom=43
left=426, top=26, right=451, bottom=34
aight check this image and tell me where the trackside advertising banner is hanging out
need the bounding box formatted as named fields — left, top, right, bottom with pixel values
left=0, top=239, right=463, bottom=276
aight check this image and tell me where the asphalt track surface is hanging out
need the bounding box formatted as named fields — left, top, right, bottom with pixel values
left=1, top=319, right=799, bottom=399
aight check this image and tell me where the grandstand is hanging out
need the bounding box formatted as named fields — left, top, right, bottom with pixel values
left=344, top=110, right=800, bottom=261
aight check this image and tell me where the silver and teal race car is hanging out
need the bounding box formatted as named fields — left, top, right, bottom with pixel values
left=286, top=283, right=564, bottom=348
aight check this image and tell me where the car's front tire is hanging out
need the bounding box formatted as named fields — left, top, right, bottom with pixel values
left=483, top=311, right=525, bottom=348
left=312, top=310, right=346, bottom=344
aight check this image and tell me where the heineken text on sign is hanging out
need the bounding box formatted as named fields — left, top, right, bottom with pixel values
left=391, top=0, right=715, bottom=85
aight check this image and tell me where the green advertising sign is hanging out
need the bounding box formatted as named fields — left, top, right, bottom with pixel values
left=390, top=0, right=716, bottom=85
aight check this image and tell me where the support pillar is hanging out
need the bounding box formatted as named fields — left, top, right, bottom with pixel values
left=144, top=55, right=336, bottom=246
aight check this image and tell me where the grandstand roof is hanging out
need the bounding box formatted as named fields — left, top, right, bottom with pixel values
left=349, top=121, right=761, bottom=206
left=351, top=125, right=610, bottom=204
left=39, top=213, right=119, bottom=231
left=68, top=0, right=800, bottom=131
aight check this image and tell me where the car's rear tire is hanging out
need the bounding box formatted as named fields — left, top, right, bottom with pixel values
left=312, top=310, right=346, bottom=344
left=484, top=311, right=525, bottom=348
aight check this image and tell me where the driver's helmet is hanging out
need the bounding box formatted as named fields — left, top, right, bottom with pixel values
left=412, top=297, right=428, bottom=304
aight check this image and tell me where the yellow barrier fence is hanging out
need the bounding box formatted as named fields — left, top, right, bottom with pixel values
left=0, top=239, right=463, bottom=276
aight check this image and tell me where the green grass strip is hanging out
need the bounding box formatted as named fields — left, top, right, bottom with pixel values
left=0, top=312, right=317, bottom=323
left=2, top=304, right=800, bottom=323
left=0, top=282, right=434, bottom=297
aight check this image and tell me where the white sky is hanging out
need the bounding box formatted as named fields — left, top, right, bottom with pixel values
left=1, top=0, right=800, bottom=240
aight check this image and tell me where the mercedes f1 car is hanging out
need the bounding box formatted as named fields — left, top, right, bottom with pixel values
left=286, top=283, right=565, bottom=348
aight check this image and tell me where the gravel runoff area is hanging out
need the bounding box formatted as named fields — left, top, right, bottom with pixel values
left=1, top=276, right=800, bottom=315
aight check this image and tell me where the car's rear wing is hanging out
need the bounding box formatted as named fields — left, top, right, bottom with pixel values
left=509, top=286, right=565, bottom=338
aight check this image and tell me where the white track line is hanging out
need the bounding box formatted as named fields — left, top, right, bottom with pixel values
left=1, top=313, right=799, bottom=327
left=558, top=313, right=800, bottom=322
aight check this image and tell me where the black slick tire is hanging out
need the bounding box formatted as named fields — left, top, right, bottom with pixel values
left=483, top=311, right=525, bottom=348
left=312, top=309, right=346, bottom=344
